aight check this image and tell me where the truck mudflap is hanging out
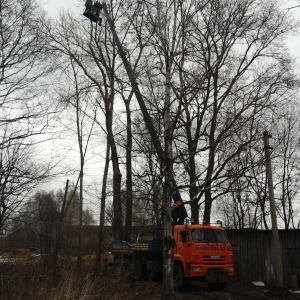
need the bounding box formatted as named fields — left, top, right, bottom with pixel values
left=206, top=269, right=228, bottom=284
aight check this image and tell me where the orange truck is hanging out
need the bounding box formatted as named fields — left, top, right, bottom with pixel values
left=111, top=222, right=234, bottom=291
left=172, top=222, right=234, bottom=290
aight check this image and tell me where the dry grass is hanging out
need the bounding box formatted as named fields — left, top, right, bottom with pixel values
left=1, top=250, right=300, bottom=300
left=0, top=251, right=160, bottom=300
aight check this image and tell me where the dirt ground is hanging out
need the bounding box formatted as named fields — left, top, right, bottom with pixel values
left=1, top=251, right=300, bottom=300
left=1, top=268, right=300, bottom=300
left=114, top=280, right=300, bottom=300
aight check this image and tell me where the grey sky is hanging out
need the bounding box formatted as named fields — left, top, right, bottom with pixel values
left=37, top=0, right=299, bottom=60
left=38, top=0, right=78, bottom=17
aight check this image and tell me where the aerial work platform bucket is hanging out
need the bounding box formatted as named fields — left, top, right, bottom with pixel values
left=83, top=9, right=101, bottom=23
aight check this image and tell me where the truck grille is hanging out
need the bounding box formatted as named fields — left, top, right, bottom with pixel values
left=203, top=255, right=227, bottom=265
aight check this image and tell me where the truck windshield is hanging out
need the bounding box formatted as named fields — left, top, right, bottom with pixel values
left=191, top=229, right=228, bottom=243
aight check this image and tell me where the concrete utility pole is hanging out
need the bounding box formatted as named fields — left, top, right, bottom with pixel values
left=263, top=131, right=283, bottom=287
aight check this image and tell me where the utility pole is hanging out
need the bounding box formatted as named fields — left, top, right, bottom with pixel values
left=263, top=131, right=283, bottom=287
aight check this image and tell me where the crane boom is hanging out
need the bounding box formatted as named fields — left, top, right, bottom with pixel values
left=84, top=2, right=188, bottom=225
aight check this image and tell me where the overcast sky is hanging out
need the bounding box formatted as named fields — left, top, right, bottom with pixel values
left=37, top=0, right=300, bottom=60
left=37, top=0, right=78, bottom=17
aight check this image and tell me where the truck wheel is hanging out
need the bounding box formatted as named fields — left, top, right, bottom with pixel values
left=133, top=259, right=145, bottom=281
left=174, top=263, right=186, bottom=291
left=149, top=270, right=162, bottom=282
left=208, top=282, right=226, bottom=290
left=121, top=258, right=131, bottom=279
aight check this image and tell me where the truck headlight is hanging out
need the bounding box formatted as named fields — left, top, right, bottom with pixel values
left=193, top=266, right=202, bottom=272
left=228, top=266, right=234, bottom=271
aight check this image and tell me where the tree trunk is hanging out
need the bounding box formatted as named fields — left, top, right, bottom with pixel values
left=94, top=138, right=110, bottom=273
left=52, top=179, right=69, bottom=273
left=203, top=145, right=215, bottom=224
left=111, top=135, right=123, bottom=240
left=124, top=98, right=133, bottom=240
left=161, top=54, right=175, bottom=299
left=106, top=101, right=123, bottom=240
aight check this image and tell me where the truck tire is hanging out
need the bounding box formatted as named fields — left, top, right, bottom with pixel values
left=149, top=270, right=162, bottom=282
left=121, top=258, right=131, bottom=279
left=208, top=282, right=226, bottom=290
left=174, top=263, right=186, bottom=291
left=133, top=259, right=145, bottom=281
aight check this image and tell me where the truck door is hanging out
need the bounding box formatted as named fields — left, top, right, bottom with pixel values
left=175, top=230, right=192, bottom=263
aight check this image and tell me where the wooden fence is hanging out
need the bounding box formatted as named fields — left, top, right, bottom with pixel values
left=226, top=229, right=300, bottom=288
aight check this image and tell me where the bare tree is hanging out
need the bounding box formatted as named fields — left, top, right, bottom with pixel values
left=0, top=0, right=53, bottom=149
left=138, top=1, right=189, bottom=298
left=67, top=59, right=97, bottom=271
left=50, top=11, right=123, bottom=239
left=214, top=142, right=271, bottom=229
left=22, top=186, right=95, bottom=269
left=0, top=0, right=55, bottom=234
left=0, top=140, right=48, bottom=234
left=273, top=103, right=300, bottom=228
left=26, top=191, right=59, bottom=268
left=171, top=0, right=297, bottom=223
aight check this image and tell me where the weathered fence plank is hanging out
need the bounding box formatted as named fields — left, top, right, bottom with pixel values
left=226, top=229, right=300, bottom=288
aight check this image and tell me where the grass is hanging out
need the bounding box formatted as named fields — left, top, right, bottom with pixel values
left=0, top=252, right=162, bottom=300
left=2, top=250, right=299, bottom=300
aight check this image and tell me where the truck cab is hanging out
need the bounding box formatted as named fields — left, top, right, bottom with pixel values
left=173, top=223, right=234, bottom=290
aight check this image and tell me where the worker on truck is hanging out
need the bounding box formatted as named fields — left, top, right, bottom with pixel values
left=171, top=190, right=188, bottom=226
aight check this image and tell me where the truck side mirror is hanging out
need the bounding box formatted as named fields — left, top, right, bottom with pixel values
left=217, top=220, right=223, bottom=227
left=180, top=231, right=189, bottom=243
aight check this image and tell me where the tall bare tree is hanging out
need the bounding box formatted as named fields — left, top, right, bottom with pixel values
left=273, top=103, right=300, bottom=228
left=0, top=141, right=48, bottom=234
left=0, top=0, right=54, bottom=233
left=0, top=0, right=53, bottom=149
left=43, top=4, right=125, bottom=263
left=170, top=0, right=297, bottom=223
